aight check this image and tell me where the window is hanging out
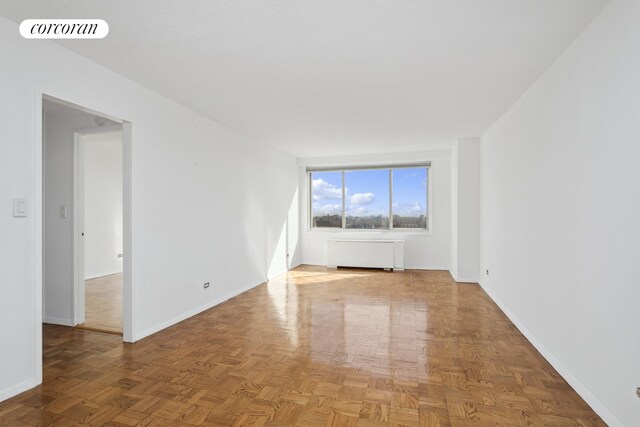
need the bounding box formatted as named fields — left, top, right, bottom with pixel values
left=309, top=164, right=429, bottom=230
left=310, top=171, right=343, bottom=228
left=345, top=169, right=389, bottom=229
left=392, top=167, right=428, bottom=228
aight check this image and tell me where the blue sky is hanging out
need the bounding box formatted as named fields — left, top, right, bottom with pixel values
left=392, top=168, right=428, bottom=217
left=311, top=168, right=427, bottom=217
left=346, top=169, right=388, bottom=217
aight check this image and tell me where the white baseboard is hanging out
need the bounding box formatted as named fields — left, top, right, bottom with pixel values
left=269, top=263, right=302, bottom=278
left=404, top=265, right=450, bottom=271
left=133, top=278, right=265, bottom=342
left=85, top=270, right=123, bottom=280
left=300, top=260, right=328, bottom=267
left=0, top=377, right=38, bottom=403
left=288, top=262, right=302, bottom=270
left=268, top=268, right=287, bottom=281
left=450, top=272, right=480, bottom=283
left=43, top=316, right=74, bottom=326
left=479, top=281, right=622, bottom=427
left=301, top=261, right=449, bottom=271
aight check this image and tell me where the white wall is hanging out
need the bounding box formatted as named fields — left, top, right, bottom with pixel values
left=83, top=132, right=124, bottom=280
left=298, top=149, right=452, bottom=270
left=42, top=102, right=106, bottom=326
left=450, top=138, right=480, bottom=282
left=0, top=16, right=297, bottom=402
left=480, top=1, right=640, bottom=425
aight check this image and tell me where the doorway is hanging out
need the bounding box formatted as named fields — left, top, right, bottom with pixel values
left=41, top=95, right=132, bottom=342
left=76, top=131, right=124, bottom=334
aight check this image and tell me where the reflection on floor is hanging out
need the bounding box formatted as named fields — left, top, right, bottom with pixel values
left=0, top=266, right=602, bottom=426
left=77, top=272, right=122, bottom=335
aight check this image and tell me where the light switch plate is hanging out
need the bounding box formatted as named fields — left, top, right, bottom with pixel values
left=13, top=198, right=27, bottom=217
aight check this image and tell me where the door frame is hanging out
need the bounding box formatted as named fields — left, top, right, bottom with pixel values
left=36, top=92, right=135, bottom=388
left=73, top=126, right=124, bottom=327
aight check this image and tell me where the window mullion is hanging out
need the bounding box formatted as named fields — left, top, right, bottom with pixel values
left=341, top=171, right=346, bottom=229
left=426, top=167, right=429, bottom=231
left=308, top=172, right=312, bottom=228
left=389, top=169, right=393, bottom=229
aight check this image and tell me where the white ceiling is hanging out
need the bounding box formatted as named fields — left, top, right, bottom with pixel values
left=2, top=0, right=608, bottom=157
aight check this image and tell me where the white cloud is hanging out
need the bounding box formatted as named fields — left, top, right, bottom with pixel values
left=313, top=203, right=341, bottom=216
left=346, top=205, right=387, bottom=217
left=311, top=178, right=342, bottom=200
left=393, top=202, right=424, bottom=216
left=348, top=206, right=372, bottom=216
left=350, top=192, right=375, bottom=205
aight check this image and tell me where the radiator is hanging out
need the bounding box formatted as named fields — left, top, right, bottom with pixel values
left=327, top=239, right=405, bottom=271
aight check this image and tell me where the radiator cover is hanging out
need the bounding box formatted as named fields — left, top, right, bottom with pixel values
left=327, top=239, right=405, bottom=271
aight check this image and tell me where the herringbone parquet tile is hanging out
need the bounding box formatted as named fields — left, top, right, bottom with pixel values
left=0, top=266, right=604, bottom=426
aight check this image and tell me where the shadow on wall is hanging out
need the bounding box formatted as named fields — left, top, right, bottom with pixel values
left=235, top=153, right=299, bottom=286
left=267, top=187, right=300, bottom=279
left=287, top=188, right=301, bottom=269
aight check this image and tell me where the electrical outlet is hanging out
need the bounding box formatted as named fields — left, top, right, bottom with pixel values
left=636, top=387, right=640, bottom=399
left=203, top=282, right=210, bottom=290
left=486, top=269, right=489, bottom=275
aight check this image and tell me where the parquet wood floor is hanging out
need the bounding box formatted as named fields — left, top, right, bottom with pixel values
left=77, top=273, right=123, bottom=335
left=0, top=266, right=604, bottom=426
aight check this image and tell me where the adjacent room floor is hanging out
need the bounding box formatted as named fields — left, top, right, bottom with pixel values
left=78, top=273, right=122, bottom=335
left=0, top=266, right=602, bottom=426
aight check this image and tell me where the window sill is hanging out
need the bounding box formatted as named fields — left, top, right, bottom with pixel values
left=305, top=228, right=433, bottom=237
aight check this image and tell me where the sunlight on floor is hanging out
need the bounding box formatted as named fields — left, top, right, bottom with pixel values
left=265, top=265, right=427, bottom=379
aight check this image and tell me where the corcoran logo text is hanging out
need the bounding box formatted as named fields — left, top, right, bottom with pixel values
left=19, top=19, right=109, bottom=39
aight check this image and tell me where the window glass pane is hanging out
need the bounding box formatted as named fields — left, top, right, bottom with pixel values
left=392, top=168, right=428, bottom=228
left=345, top=169, right=389, bottom=229
left=311, top=171, right=343, bottom=227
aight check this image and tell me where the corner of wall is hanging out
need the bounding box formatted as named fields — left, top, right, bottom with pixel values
left=478, top=280, right=623, bottom=427
left=0, top=378, right=39, bottom=404
left=132, top=278, right=266, bottom=342
left=42, top=317, right=75, bottom=327
left=450, top=138, right=480, bottom=284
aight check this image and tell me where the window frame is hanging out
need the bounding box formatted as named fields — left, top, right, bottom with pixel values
left=307, top=163, right=431, bottom=233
